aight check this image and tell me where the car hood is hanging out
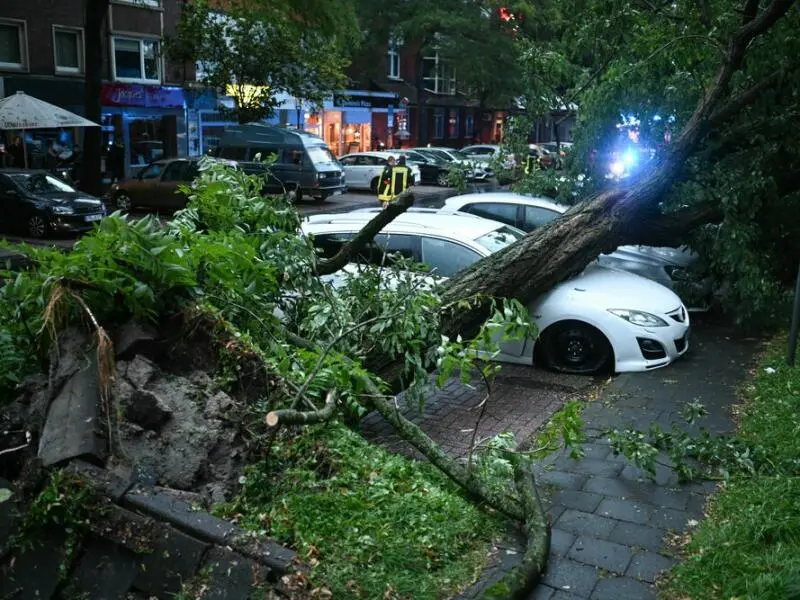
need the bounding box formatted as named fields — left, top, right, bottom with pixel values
left=609, top=244, right=698, bottom=267
left=546, top=264, right=683, bottom=313
left=32, top=191, right=103, bottom=207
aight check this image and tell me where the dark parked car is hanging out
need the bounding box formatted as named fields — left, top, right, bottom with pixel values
left=393, top=149, right=451, bottom=186
left=109, top=158, right=201, bottom=212
left=0, top=169, right=106, bottom=238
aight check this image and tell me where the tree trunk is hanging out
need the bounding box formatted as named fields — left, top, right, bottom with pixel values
left=80, top=0, right=110, bottom=196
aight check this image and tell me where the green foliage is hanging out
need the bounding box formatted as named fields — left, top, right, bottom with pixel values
left=661, top=335, right=800, bottom=599
left=444, top=162, right=468, bottom=193
left=166, top=0, right=359, bottom=123
left=530, top=400, right=585, bottom=460
left=220, top=423, right=506, bottom=599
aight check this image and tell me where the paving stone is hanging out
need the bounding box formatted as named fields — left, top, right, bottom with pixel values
left=548, top=505, right=566, bottom=524
left=555, top=509, right=617, bottom=538
left=71, top=537, right=139, bottom=599
left=582, top=477, right=689, bottom=510
left=125, top=485, right=236, bottom=544
left=539, top=470, right=588, bottom=491
left=590, top=576, right=657, bottom=600
left=132, top=525, right=210, bottom=596
left=608, top=522, right=666, bottom=553
left=551, top=591, right=589, bottom=600
left=578, top=443, right=613, bottom=460
left=202, top=545, right=266, bottom=599
left=228, top=534, right=298, bottom=574
left=551, top=490, right=604, bottom=513
left=686, top=492, right=709, bottom=517
left=550, top=529, right=576, bottom=556
left=620, top=463, right=677, bottom=486
left=552, top=457, right=625, bottom=478
left=595, top=498, right=654, bottom=525
left=0, top=529, right=67, bottom=600
left=626, top=551, right=675, bottom=583
left=567, top=537, right=632, bottom=574
left=649, top=508, right=690, bottom=531
left=541, top=557, right=599, bottom=598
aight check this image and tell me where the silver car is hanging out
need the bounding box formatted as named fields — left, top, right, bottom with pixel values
left=413, top=147, right=494, bottom=181
left=443, top=192, right=711, bottom=311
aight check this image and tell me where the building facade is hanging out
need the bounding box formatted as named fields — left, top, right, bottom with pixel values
left=0, top=0, right=196, bottom=176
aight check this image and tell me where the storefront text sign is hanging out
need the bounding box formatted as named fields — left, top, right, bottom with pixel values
left=333, top=93, right=400, bottom=110
left=101, top=83, right=185, bottom=109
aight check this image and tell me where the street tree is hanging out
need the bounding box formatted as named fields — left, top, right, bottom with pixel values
left=165, top=0, right=360, bottom=124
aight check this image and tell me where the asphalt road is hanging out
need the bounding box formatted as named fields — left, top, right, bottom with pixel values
left=0, top=185, right=458, bottom=257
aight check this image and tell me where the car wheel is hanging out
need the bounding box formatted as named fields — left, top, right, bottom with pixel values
left=27, top=215, right=48, bottom=239
left=436, top=171, right=450, bottom=187
left=115, top=193, right=133, bottom=212
left=370, top=177, right=380, bottom=194
left=536, top=320, right=612, bottom=375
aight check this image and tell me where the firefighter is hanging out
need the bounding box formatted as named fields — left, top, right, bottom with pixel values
left=377, top=155, right=411, bottom=208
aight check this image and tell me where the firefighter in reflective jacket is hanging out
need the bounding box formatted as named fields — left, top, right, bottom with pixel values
left=378, top=155, right=411, bottom=208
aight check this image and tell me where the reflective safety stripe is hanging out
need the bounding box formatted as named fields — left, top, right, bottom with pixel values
left=378, top=166, right=410, bottom=201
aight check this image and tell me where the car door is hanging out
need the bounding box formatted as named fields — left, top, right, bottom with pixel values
left=0, top=174, right=28, bottom=231
left=128, top=162, right=166, bottom=208
left=339, top=155, right=359, bottom=188
left=366, top=156, right=388, bottom=192
left=460, top=202, right=522, bottom=229
left=152, top=161, right=189, bottom=210
left=521, top=205, right=561, bottom=232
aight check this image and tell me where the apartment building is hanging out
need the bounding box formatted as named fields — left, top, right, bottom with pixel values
left=0, top=0, right=203, bottom=176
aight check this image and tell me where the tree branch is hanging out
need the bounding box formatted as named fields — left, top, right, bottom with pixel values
left=266, top=389, right=338, bottom=427
left=315, top=189, right=416, bottom=276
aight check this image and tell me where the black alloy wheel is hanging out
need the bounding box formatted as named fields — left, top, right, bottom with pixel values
left=538, top=320, right=612, bottom=375
left=436, top=171, right=450, bottom=187
left=27, top=214, right=48, bottom=239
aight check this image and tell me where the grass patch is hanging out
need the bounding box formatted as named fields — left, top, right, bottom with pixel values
left=220, top=423, right=507, bottom=599
left=662, top=335, right=800, bottom=600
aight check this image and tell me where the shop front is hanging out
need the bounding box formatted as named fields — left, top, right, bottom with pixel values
left=100, top=83, right=187, bottom=178
left=324, top=91, right=400, bottom=156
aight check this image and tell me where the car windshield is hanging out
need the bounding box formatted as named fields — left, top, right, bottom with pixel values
left=307, top=146, right=337, bottom=165
left=9, top=172, right=77, bottom=194
left=474, top=226, right=524, bottom=253
left=448, top=150, right=470, bottom=161
left=419, top=149, right=451, bottom=163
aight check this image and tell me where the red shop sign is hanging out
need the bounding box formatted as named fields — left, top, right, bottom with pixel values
left=101, top=83, right=184, bottom=108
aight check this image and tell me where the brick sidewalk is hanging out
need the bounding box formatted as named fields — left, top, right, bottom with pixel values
left=360, top=316, right=762, bottom=600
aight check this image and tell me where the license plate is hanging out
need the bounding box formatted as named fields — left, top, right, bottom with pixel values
left=84, top=214, right=103, bottom=222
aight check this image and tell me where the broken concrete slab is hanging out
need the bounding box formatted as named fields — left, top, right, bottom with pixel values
left=0, top=528, right=68, bottom=600
left=121, top=355, right=158, bottom=389
left=229, top=532, right=298, bottom=574
left=38, top=349, right=106, bottom=467
left=63, top=460, right=134, bottom=502
left=47, top=327, right=93, bottom=397
left=124, top=389, right=173, bottom=431
left=202, top=545, right=268, bottom=600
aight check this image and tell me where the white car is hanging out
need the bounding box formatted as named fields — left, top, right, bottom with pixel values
left=461, top=144, right=515, bottom=169
left=303, top=210, right=690, bottom=374
left=337, top=151, right=421, bottom=193
left=413, top=147, right=494, bottom=181
left=444, top=192, right=711, bottom=311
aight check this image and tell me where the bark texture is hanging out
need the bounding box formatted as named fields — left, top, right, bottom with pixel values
left=80, top=0, right=110, bottom=196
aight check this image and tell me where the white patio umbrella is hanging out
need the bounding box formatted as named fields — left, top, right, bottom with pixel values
left=0, top=91, right=100, bottom=168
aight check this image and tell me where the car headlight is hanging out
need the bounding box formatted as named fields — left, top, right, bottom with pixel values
left=608, top=309, right=668, bottom=327
left=51, top=205, right=75, bottom=215
left=609, top=161, right=625, bottom=177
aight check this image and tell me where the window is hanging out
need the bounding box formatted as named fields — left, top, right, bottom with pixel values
left=448, top=109, right=459, bottom=139
left=53, top=27, right=83, bottom=73
left=420, top=237, right=481, bottom=278
left=387, top=37, right=401, bottom=79
left=0, top=20, right=26, bottom=70
left=139, top=163, right=164, bottom=180
left=372, top=234, right=416, bottom=265
left=162, top=161, right=188, bottom=182
left=115, top=0, right=161, bottom=7
left=465, top=113, right=474, bottom=138
left=468, top=147, right=494, bottom=156
left=463, top=202, right=519, bottom=227
left=113, top=37, right=160, bottom=83
left=474, top=226, right=524, bottom=253
left=339, top=156, right=357, bottom=166
left=522, top=206, right=560, bottom=231
left=422, top=52, right=456, bottom=95
left=218, top=146, right=248, bottom=161
left=433, top=110, right=445, bottom=140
